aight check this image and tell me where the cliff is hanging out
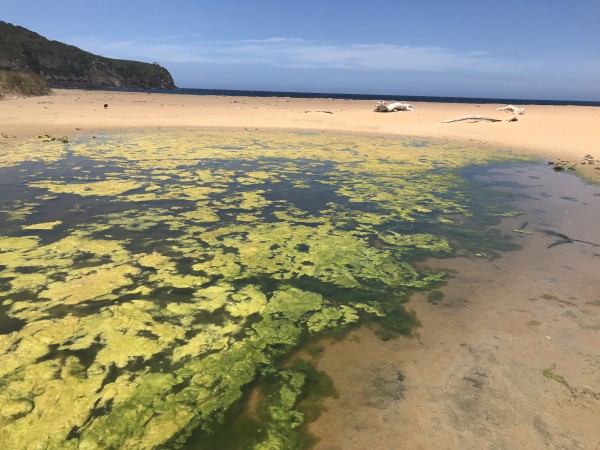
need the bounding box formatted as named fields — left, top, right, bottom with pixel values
left=0, top=21, right=176, bottom=90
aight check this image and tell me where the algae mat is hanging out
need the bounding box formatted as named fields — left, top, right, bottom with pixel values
left=0, top=130, right=531, bottom=449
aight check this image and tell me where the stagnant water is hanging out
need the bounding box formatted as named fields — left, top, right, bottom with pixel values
left=305, top=161, right=600, bottom=449
left=2, top=129, right=587, bottom=449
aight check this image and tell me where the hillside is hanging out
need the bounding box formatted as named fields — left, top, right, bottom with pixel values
left=0, top=21, right=176, bottom=90
left=0, top=70, right=51, bottom=99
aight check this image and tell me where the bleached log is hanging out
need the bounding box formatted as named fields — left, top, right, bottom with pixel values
left=442, top=115, right=503, bottom=123
left=374, top=100, right=416, bottom=112
left=496, top=105, right=525, bottom=115
left=304, top=110, right=334, bottom=114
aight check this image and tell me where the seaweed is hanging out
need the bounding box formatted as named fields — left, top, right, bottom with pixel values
left=0, top=130, right=531, bottom=449
left=542, top=363, right=576, bottom=396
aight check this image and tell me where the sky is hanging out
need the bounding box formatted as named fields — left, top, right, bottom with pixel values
left=3, top=0, right=600, bottom=100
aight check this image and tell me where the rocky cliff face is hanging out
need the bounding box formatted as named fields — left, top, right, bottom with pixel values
left=0, top=21, right=176, bottom=90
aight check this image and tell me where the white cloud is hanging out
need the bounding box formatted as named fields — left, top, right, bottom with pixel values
left=65, top=34, right=600, bottom=99
left=69, top=35, right=499, bottom=72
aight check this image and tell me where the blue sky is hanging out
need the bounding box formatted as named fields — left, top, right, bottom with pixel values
left=3, top=0, right=600, bottom=100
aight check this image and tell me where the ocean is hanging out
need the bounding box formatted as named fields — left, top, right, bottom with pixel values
left=61, top=86, right=600, bottom=107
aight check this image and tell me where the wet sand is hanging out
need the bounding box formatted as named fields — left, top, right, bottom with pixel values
left=309, top=166, right=600, bottom=449
left=2, top=89, right=600, bottom=448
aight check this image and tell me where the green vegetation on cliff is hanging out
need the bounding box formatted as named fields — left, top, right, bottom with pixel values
left=0, top=21, right=176, bottom=90
left=0, top=70, right=51, bottom=98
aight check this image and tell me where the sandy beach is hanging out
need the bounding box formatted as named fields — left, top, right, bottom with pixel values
left=1, top=89, right=599, bottom=166
left=1, top=89, right=599, bottom=449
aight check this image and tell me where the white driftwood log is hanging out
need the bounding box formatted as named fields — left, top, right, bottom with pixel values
left=374, top=101, right=416, bottom=112
left=442, top=115, right=503, bottom=123
left=496, top=105, right=525, bottom=115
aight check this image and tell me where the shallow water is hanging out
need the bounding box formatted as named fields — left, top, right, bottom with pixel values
left=0, top=130, right=546, bottom=449
left=308, top=162, right=600, bottom=449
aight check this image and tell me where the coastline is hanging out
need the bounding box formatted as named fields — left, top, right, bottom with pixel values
left=1, top=89, right=599, bottom=167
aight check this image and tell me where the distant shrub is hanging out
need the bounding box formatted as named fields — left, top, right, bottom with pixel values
left=0, top=70, right=51, bottom=98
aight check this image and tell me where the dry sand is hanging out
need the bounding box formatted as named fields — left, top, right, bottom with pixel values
left=2, top=89, right=600, bottom=448
left=1, top=88, right=599, bottom=165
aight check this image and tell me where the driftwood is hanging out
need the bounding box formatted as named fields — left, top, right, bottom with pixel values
left=374, top=101, right=416, bottom=112
left=442, top=115, right=503, bottom=123
left=496, top=105, right=525, bottom=115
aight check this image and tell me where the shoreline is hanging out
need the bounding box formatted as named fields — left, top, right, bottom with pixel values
left=53, top=87, right=600, bottom=107
left=1, top=89, right=599, bottom=167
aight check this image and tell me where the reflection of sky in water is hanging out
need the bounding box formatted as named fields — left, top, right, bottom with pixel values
left=0, top=130, right=536, bottom=449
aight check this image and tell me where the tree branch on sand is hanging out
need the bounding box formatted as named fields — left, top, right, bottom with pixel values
left=441, top=115, right=505, bottom=123
left=373, top=101, right=416, bottom=112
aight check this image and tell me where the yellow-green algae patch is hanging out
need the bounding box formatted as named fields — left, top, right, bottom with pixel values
left=30, top=179, right=144, bottom=196
left=22, top=220, right=62, bottom=230
left=0, top=129, right=533, bottom=449
left=39, top=263, right=140, bottom=305
left=0, top=138, right=66, bottom=168
left=1, top=201, right=40, bottom=222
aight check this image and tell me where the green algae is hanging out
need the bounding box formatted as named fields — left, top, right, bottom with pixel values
left=0, top=137, right=66, bottom=168
left=0, top=129, right=532, bottom=449
left=542, top=363, right=576, bottom=396
left=22, top=220, right=62, bottom=230
left=513, top=228, right=533, bottom=235
left=30, top=179, right=144, bottom=196
left=252, top=367, right=307, bottom=450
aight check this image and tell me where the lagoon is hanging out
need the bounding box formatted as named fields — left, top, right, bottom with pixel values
left=1, top=130, right=598, bottom=449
